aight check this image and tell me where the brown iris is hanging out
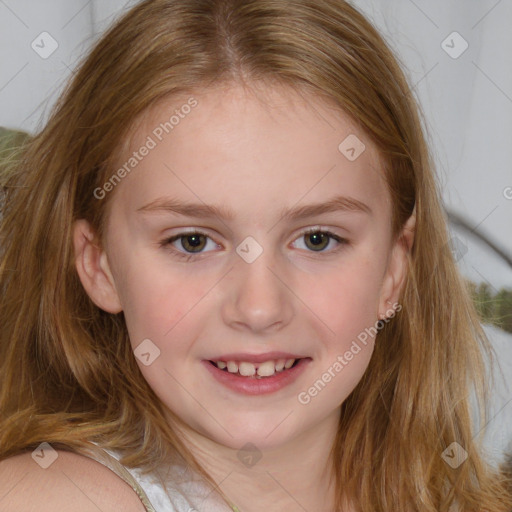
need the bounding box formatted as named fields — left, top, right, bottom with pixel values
left=180, top=233, right=207, bottom=253
left=304, top=231, right=330, bottom=251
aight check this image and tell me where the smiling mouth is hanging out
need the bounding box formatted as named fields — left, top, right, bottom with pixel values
left=208, top=358, right=303, bottom=378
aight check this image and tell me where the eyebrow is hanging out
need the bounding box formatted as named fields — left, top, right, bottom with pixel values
left=136, top=194, right=372, bottom=220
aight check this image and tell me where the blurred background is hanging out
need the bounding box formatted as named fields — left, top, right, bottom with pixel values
left=0, top=0, right=511, bottom=467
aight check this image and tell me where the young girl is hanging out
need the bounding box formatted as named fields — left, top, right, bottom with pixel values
left=0, top=0, right=511, bottom=510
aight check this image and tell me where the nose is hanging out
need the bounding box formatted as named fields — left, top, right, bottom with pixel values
left=221, top=247, right=294, bottom=335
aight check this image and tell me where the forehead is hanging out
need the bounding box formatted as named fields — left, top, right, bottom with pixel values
left=109, top=82, right=391, bottom=227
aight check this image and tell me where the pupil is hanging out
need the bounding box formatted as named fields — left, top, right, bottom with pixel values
left=184, top=234, right=204, bottom=252
left=310, top=233, right=322, bottom=245
left=307, top=232, right=327, bottom=251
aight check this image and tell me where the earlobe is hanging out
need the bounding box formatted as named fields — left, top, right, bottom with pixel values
left=378, top=212, right=416, bottom=319
left=73, top=219, right=123, bottom=314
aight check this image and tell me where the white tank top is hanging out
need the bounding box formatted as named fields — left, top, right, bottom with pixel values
left=77, top=442, right=236, bottom=512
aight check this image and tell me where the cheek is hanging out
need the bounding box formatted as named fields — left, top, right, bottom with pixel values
left=307, top=255, right=385, bottom=338
left=118, top=265, right=203, bottom=401
left=299, top=269, right=381, bottom=407
left=112, top=257, right=189, bottom=346
left=300, top=252, right=385, bottom=398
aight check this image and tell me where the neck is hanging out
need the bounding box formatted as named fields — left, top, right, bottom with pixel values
left=173, top=410, right=347, bottom=512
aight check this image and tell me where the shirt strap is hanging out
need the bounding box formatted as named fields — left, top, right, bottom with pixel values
left=75, top=443, right=157, bottom=512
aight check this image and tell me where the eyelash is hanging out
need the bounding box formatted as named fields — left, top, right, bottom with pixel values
left=159, top=227, right=349, bottom=262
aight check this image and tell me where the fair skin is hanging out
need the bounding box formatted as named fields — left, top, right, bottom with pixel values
left=0, top=450, right=146, bottom=511
left=72, top=82, right=415, bottom=511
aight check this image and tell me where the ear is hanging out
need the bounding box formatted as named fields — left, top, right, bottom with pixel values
left=378, top=210, right=415, bottom=319
left=73, top=219, right=123, bottom=314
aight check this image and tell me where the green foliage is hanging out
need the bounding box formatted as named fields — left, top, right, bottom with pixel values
left=0, top=127, right=30, bottom=161
left=466, top=279, right=512, bottom=334
left=0, top=127, right=31, bottom=211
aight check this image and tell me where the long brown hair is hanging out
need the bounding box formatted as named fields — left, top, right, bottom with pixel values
left=1, top=1, right=510, bottom=510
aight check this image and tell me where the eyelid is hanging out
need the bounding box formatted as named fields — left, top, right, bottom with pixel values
left=159, top=228, right=219, bottom=261
left=159, top=225, right=349, bottom=260
left=290, top=226, right=348, bottom=252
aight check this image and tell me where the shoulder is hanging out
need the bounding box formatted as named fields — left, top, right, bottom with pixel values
left=0, top=449, right=147, bottom=511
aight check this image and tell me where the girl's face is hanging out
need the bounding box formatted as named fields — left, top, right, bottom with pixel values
left=74, top=82, right=413, bottom=452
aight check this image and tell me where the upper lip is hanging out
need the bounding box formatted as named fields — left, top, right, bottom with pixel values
left=207, top=351, right=309, bottom=364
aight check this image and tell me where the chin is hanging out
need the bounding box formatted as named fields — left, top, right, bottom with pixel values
left=198, top=416, right=300, bottom=452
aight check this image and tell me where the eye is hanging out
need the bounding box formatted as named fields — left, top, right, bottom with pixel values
left=291, top=228, right=348, bottom=253
left=159, top=227, right=349, bottom=261
left=160, top=230, right=219, bottom=261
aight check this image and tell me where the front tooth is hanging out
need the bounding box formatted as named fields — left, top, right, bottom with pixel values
left=275, top=359, right=286, bottom=372
left=239, top=362, right=256, bottom=376
left=216, top=361, right=227, bottom=370
left=227, top=361, right=239, bottom=373
left=257, top=361, right=276, bottom=377
left=284, top=358, right=295, bottom=369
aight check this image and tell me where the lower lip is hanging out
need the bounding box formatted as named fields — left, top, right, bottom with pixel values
left=202, top=358, right=311, bottom=396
